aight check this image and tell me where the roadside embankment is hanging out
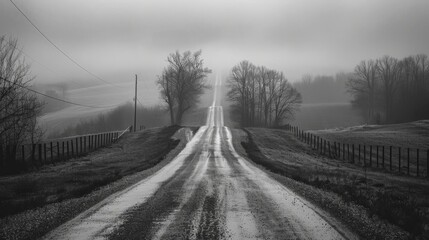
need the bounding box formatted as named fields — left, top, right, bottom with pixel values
left=0, top=126, right=192, bottom=240
left=233, top=127, right=429, bottom=240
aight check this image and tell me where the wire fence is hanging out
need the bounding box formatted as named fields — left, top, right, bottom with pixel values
left=0, top=127, right=131, bottom=174
left=284, top=124, right=429, bottom=178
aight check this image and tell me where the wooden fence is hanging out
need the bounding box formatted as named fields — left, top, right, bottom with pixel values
left=0, top=127, right=131, bottom=173
left=284, top=125, right=429, bottom=178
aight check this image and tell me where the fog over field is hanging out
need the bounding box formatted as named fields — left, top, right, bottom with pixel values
left=1, top=0, right=429, bottom=131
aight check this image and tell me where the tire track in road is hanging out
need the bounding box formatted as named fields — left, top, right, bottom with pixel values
left=43, top=72, right=354, bottom=240
left=221, top=126, right=351, bottom=240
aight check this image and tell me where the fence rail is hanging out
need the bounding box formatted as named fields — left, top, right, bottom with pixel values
left=0, top=127, right=131, bottom=173
left=284, top=125, right=429, bottom=178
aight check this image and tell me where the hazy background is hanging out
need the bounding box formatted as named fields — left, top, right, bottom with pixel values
left=2, top=0, right=429, bottom=132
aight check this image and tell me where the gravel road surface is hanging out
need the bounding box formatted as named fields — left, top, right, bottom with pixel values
left=43, top=75, right=352, bottom=240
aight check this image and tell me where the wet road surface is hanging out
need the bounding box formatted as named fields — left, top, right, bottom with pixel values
left=43, top=76, right=351, bottom=240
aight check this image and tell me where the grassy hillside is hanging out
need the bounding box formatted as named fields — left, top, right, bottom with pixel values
left=0, top=126, right=181, bottom=218
left=311, top=120, right=429, bottom=150
left=234, top=127, right=429, bottom=239
left=0, top=126, right=188, bottom=240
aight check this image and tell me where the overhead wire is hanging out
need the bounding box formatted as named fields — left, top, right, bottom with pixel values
left=5, top=40, right=95, bottom=90
left=0, top=76, right=123, bottom=109
left=9, top=0, right=126, bottom=89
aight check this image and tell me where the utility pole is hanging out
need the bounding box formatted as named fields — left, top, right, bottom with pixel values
left=134, top=74, right=137, bottom=132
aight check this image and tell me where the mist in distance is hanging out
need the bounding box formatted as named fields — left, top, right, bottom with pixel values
left=2, top=0, right=429, bottom=132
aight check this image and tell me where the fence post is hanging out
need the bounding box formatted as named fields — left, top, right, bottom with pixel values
left=364, top=145, right=366, bottom=167
left=427, top=150, right=428, bottom=178
left=50, top=142, right=54, bottom=163
left=389, top=146, right=392, bottom=170
left=84, top=136, right=87, bottom=153
left=369, top=145, right=372, bottom=167
left=21, top=145, right=25, bottom=163
left=80, top=137, right=83, bottom=155
left=376, top=146, right=379, bottom=168
left=71, top=140, right=74, bottom=157
left=324, top=140, right=326, bottom=154
left=56, top=142, right=60, bottom=162
left=347, top=143, right=350, bottom=161
left=31, top=144, right=35, bottom=165
left=343, top=143, right=345, bottom=160
left=407, top=148, right=410, bottom=175
left=44, top=143, right=47, bottom=162
left=0, top=144, right=3, bottom=167
left=328, top=141, right=331, bottom=158
left=382, top=146, right=385, bottom=168
left=89, top=135, right=92, bottom=150
left=317, top=137, right=319, bottom=150
left=352, top=144, right=355, bottom=163
left=399, top=147, right=402, bottom=173
left=332, top=142, right=336, bottom=157
left=67, top=141, right=70, bottom=159
left=38, top=144, right=42, bottom=164
left=62, top=141, right=65, bottom=161
left=416, top=149, right=419, bottom=177
left=358, top=144, right=361, bottom=163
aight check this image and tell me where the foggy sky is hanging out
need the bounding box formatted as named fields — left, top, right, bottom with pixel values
left=2, top=0, right=429, bottom=87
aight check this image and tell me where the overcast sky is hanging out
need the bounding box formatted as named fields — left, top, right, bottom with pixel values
left=2, top=0, right=429, bottom=87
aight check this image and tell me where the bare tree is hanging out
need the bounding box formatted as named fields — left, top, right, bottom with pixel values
left=0, top=36, right=43, bottom=170
left=227, top=60, right=255, bottom=126
left=376, top=56, right=401, bottom=123
left=227, top=61, right=301, bottom=127
left=346, top=60, right=378, bottom=122
left=157, top=50, right=211, bottom=125
left=272, top=73, right=302, bottom=126
left=347, top=53, right=429, bottom=124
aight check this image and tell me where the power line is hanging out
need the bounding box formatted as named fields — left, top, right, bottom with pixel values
left=6, top=41, right=129, bottom=97
left=0, top=76, right=122, bottom=109
left=5, top=40, right=91, bottom=90
left=9, top=0, right=125, bottom=88
left=137, top=98, right=144, bottom=108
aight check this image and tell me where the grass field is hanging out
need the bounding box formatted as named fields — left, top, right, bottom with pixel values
left=235, top=127, right=429, bottom=239
left=310, top=120, right=429, bottom=176
left=0, top=126, right=181, bottom=218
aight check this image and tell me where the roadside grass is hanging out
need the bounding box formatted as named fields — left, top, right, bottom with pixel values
left=0, top=126, right=181, bottom=218
left=240, top=128, right=429, bottom=240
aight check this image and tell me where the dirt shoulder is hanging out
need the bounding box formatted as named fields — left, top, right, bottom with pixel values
left=232, top=127, right=429, bottom=240
left=0, top=126, right=190, bottom=240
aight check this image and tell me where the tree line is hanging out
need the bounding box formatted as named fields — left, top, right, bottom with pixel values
left=293, top=73, right=352, bottom=104
left=227, top=61, right=302, bottom=127
left=347, top=54, right=429, bottom=124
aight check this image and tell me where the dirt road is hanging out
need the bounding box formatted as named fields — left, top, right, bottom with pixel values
left=43, top=75, right=353, bottom=239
